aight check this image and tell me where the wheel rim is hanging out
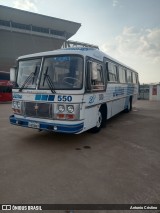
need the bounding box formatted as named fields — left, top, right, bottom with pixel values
left=96, top=111, right=102, bottom=128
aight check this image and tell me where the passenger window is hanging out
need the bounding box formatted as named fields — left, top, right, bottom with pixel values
left=127, top=70, right=132, bottom=83
left=119, top=67, right=126, bottom=83
left=107, top=62, right=118, bottom=82
left=136, top=74, right=139, bottom=84
left=132, top=72, right=137, bottom=84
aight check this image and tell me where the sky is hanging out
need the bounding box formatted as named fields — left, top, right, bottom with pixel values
left=0, top=0, right=160, bottom=83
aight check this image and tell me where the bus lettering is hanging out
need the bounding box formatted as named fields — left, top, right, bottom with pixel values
left=58, top=95, right=72, bottom=102
left=13, top=93, right=22, bottom=99
left=89, top=95, right=96, bottom=104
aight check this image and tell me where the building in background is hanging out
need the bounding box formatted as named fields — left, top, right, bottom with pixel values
left=149, top=84, right=160, bottom=101
left=0, top=5, right=81, bottom=71
left=139, top=83, right=160, bottom=101
left=139, top=84, right=150, bottom=100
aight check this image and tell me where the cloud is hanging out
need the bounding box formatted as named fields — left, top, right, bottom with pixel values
left=13, top=0, right=38, bottom=12
left=138, top=28, right=160, bottom=61
left=101, top=27, right=160, bottom=63
left=112, top=0, right=119, bottom=7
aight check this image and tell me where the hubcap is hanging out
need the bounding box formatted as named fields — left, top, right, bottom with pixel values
left=96, top=111, right=102, bottom=128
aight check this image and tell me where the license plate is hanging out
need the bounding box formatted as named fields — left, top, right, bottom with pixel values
left=28, top=121, right=40, bottom=129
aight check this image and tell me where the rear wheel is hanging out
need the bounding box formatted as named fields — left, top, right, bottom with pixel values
left=125, top=97, right=132, bottom=112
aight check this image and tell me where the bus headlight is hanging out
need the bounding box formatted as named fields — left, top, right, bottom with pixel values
left=12, top=101, right=22, bottom=114
left=58, top=105, right=65, bottom=112
left=13, top=101, right=21, bottom=109
left=67, top=105, right=74, bottom=113
left=17, top=101, right=21, bottom=109
left=55, top=103, right=80, bottom=120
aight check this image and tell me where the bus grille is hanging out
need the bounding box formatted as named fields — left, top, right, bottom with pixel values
left=24, top=102, right=53, bottom=119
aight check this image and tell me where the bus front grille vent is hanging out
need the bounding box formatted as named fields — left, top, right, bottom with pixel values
left=24, top=102, right=53, bottom=119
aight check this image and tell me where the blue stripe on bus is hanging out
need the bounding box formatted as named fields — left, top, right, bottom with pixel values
left=48, top=95, right=55, bottom=101
left=35, top=94, right=55, bottom=102
left=41, top=95, right=48, bottom=101
left=35, top=94, right=41, bottom=100
left=9, top=115, right=84, bottom=134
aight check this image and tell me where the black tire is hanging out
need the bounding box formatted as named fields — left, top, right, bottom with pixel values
left=124, top=97, right=132, bottom=113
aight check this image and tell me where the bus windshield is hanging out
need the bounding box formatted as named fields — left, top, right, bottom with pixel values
left=39, top=55, right=83, bottom=90
left=17, top=58, right=41, bottom=89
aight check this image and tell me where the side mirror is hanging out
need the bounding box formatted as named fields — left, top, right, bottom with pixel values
left=10, top=67, right=16, bottom=82
left=91, top=62, right=98, bottom=80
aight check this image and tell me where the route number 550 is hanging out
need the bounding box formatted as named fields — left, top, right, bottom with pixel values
left=58, top=95, right=72, bottom=102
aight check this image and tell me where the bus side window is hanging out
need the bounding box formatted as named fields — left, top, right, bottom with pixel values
left=108, top=62, right=118, bottom=82
left=136, top=74, right=139, bottom=84
left=132, top=72, right=137, bottom=84
left=106, top=62, right=109, bottom=82
left=91, top=62, right=105, bottom=90
left=119, top=67, right=126, bottom=83
left=86, top=61, right=92, bottom=91
left=127, top=69, right=132, bottom=83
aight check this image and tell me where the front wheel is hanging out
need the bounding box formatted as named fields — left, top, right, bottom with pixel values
left=90, top=109, right=103, bottom=133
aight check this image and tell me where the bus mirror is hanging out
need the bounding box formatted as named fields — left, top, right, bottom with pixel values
left=10, top=67, right=16, bottom=82
left=91, top=62, right=98, bottom=80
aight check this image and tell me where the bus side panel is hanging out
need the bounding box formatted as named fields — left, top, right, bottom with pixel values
left=106, top=101, right=112, bottom=119
left=106, top=83, right=127, bottom=117
left=83, top=92, right=106, bottom=131
left=84, top=106, right=99, bottom=131
left=111, top=98, right=126, bottom=116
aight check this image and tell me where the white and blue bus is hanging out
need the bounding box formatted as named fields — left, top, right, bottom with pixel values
left=10, top=47, right=139, bottom=134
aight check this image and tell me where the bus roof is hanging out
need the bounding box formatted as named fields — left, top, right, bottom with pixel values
left=18, top=47, right=138, bottom=74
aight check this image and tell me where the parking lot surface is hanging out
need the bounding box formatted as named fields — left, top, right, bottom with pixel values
left=0, top=100, right=160, bottom=212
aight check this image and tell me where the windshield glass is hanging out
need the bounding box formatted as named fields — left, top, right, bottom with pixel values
left=17, top=59, right=41, bottom=89
left=39, top=55, right=83, bottom=90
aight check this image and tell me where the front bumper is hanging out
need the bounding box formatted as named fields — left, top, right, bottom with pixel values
left=9, top=115, right=84, bottom=134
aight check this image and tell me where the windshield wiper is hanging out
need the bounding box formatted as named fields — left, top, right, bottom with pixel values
left=19, top=66, right=38, bottom=92
left=43, top=67, right=56, bottom=93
